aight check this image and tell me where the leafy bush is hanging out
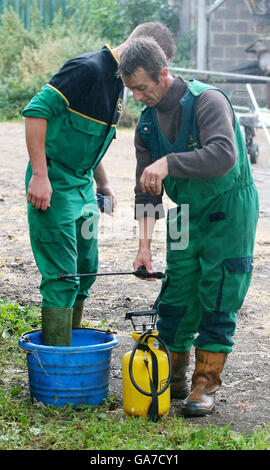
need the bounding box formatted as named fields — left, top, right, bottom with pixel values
left=0, top=1, right=195, bottom=122
left=0, top=298, right=40, bottom=338
left=67, top=0, right=179, bottom=44
left=172, top=30, right=197, bottom=68
left=119, top=97, right=145, bottom=128
left=0, top=6, right=104, bottom=120
left=0, top=8, right=37, bottom=75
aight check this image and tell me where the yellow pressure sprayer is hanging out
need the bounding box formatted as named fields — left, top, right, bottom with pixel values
left=122, top=308, right=172, bottom=422
left=59, top=266, right=171, bottom=421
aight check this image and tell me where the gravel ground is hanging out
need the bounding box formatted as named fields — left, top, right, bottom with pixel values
left=0, top=123, right=269, bottom=434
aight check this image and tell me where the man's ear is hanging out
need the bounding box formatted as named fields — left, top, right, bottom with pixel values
left=159, top=67, right=169, bottom=81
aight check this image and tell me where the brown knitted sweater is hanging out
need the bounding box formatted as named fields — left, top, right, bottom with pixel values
left=134, top=76, right=237, bottom=219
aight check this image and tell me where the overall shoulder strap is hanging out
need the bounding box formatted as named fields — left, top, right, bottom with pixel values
left=137, top=107, right=160, bottom=160
left=186, top=78, right=218, bottom=96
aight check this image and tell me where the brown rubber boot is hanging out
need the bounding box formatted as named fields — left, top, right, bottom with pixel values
left=182, top=349, right=227, bottom=417
left=170, top=350, right=190, bottom=399
left=159, top=346, right=190, bottom=399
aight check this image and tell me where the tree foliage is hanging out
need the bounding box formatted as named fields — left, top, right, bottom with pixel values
left=66, top=0, right=180, bottom=44
left=0, top=5, right=104, bottom=119
left=0, top=0, right=196, bottom=120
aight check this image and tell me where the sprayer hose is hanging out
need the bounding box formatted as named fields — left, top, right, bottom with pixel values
left=128, top=329, right=172, bottom=397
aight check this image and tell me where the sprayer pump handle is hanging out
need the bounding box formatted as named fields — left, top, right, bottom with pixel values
left=133, top=266, right=166, bottom=279
left=125, top=309, right=157, bottom=321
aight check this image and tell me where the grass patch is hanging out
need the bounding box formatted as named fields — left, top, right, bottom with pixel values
left=0, top=299, right=269, bottom=450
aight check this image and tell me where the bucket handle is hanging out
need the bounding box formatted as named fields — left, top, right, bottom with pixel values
left=31, top=349, right=49, bottom=376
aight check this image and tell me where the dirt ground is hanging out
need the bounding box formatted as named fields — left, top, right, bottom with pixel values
left=0, top=122, right=270, bottom=435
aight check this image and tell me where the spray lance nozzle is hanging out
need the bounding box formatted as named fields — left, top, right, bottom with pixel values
left=58, top=266, right=167, bottom=280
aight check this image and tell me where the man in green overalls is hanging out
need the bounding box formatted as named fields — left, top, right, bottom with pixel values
left=22, top=23, right=176, bottom=348
left=118, top=38, right=259, bottom=417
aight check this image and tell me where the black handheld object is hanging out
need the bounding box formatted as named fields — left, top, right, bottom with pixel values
left=58, top=266, right=166, bottom=280
left=133, top=266, right=166, bottom=279
left=96, top=193, right=113, bottom=214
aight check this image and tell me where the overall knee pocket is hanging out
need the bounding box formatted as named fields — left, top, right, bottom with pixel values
left=195, top=309, right=237, bottom=349
left=157, top=303, right=187, bottom=346
left=201, top=256, right=254, bottom=313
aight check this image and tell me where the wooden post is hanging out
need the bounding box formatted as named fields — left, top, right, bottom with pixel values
left=179, top=0, right=191, bottom=38
left=2, top=0, right=8, bottom=15
left=14, top=0, right=20, bottom=15
left=26, top=0, right=31, bottom=29
left=197, top=0, right=207, bottom=69
left=197, top=0, right=227, bottom=70
left=267, top=81, right=270, bottom=109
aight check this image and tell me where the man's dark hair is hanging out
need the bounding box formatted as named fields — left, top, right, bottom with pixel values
left=127, top=21, right=176, bottom=61
left=118, top=37, right=168, bottom=83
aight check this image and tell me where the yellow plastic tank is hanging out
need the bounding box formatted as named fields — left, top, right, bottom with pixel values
left=122, top=330, right=170, bottom=420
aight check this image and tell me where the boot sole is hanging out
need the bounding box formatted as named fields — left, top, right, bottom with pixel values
left=182, top=404, right=215, bottom=417
left=171, top=390, right=189, bottom=400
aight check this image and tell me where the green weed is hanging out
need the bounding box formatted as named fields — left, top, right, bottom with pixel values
left=0, top=298, right=40, bottom=338
left=0, top=300, right=269, bottom=450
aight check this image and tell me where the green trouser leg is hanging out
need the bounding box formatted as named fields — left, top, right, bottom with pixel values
left=157, top=219, right=203, bottom=352
left=71, top=214, right=99, bottom=328
left=157, top=184, right=258, bottom=353
left=42, top=307, right=73, bottom=346
left=72, top=296, right=85, bottom=328
left=25, top=160, right=99, bottom=309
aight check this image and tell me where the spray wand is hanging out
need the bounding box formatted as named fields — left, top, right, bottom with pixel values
left=58, top=266, right=166, bottom=280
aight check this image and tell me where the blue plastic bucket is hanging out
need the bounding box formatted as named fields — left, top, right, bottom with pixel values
left=18, top=328, right=119, bottom=407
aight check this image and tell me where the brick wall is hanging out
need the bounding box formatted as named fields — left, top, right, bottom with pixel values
left=209, top=0, right=258, bottom=71
left=190, top=0, right=270, bottom=106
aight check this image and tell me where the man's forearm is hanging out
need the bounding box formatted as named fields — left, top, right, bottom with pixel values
left=93, top=162, right=109, bottom=188
left=25, top=117, right=48, bottom=176
left=25, top=117, right=52, bottom=211
left=138, top=216, right=156, bottom=250
left=133, top=216, right=156, bottom=276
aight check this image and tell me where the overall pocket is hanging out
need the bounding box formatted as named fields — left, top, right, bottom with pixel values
left=35, top=227, right=77, bottom=278
left=34, top=228, right=62, bottom=277
left=157, top=303, right=187, bottom=346
left=55, top=111, right=107, bottom=170
left=216, top=256, right=254, bottom=312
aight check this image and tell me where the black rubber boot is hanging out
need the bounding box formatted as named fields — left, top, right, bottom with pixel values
left=72, top=297, right=85, bottom=329
left=41, top=306, right=73, bottom=346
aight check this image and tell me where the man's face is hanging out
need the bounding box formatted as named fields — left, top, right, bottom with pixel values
left=123, top=67, right=168, bottom=107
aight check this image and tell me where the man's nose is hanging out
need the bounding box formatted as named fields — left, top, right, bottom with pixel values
left=133, top=90, right=143, bottom=102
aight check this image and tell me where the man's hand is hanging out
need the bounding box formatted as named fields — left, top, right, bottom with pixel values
left=96, top=182, right=116, bottom=215
left=27, top=174, right=52, bottom=211
left=140, top=156, right=168, bottom=195
left=133, top=247, right=156, bottom=281
left=94, top=162, right=116, bottom=215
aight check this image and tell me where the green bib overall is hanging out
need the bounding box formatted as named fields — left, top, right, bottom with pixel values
left=23, top=83, right=122, bottom=308
left=137, top=79, right=259, bottom=353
